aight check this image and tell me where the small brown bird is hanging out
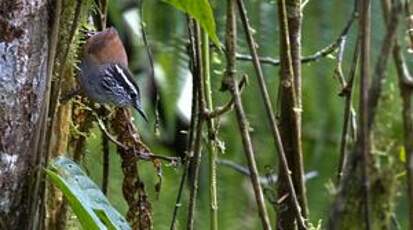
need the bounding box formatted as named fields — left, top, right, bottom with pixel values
left=79, top=27, right=147, bottom=121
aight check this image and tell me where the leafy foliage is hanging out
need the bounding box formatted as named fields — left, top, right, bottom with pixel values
left=46, top=156, right=131, bottom=230
left=163, top=0, right=221, bottom=46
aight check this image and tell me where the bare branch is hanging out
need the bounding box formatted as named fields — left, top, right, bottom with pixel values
left=217, top=159, right=318, bottom=185
left=204, top=76, right=247, bottom=119
left=226, top=0, right=273, bottom=228
left=186, top=21, right=207, bottom=230
left=368, top=2, right=401, bottom=128
left=276, top=0, right=308, bottom=227
left=337, top=40, right=359, bottom=182
left=358, top=0, right=372, bottom=228
left=235, top=11, right=356, bottom=67
left=170, top=16, right=201, bottom=230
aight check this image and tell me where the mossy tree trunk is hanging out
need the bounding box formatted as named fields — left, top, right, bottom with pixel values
left=0, top=0, right=50, bottom=229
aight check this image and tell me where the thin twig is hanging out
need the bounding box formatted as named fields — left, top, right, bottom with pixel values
left=228, top=0, right=272, bottom=228
left=337, top=40, right=359, bottom=182
left=137, top=152, right=180, bottom=164
left=384, top=0, right=413, bottom=87
left=394, top=44, right=413, bottom=86
left=186, top=22, right=206, bottom=230
left=100, top=0, right=108, bottom=29
left=100, top=110, right=110, bottom=195
left=336, top=1, right=359, bottom=182
left=170, top=160, right=190, bottom=230
left=333, top=37, right=348, bottom=89
left=229, top=72, right=273, bottom=229
left=101, top=127, right=110, bottom=195
left=138, top=0, right=160, bottom=135
left=96, top=116, right=129, bottom=149
left=96, top=0, right=110, bottom=196
left=367, top=2, right=401, bottom=129
left=391, top=213, right=402, bottom=230
left=301, top=0, right=311, bottom=11
left=217, top=159, right=318, bottom=185
left=235, top=11, right=356, bottom=67
left=359, top=0, right=372, bottom=228
left=330, top=1, right=359, bottom=184
left=92, top=110, right=179, bottom=164
left=200, top=28, right=219, bottom=230
left=204, top=76, right=247, bottom=119
left=170, top=16, right=200, bottom=230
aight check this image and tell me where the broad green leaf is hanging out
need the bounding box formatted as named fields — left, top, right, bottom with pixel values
left=45, top=169, right=105, bottom=230
left=163, top=0, right=221, bottom=47
left=94, top=209, right=118, bottom=230
left=46, top=156, right=131, bottom=230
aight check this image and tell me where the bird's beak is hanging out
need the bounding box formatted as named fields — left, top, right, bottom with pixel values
left=134, top=103, right=148, bottom=123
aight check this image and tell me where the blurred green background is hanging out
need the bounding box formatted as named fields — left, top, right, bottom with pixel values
left=79, top=0, right=409, bottom=228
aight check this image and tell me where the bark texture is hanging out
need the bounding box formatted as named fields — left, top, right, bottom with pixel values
left=277, top=0, right=307, bottom=229
left=0, top=0, right=49, bottom=228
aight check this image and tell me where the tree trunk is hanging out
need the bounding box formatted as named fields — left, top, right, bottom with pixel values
left=0, top=0, right=50, bottom=229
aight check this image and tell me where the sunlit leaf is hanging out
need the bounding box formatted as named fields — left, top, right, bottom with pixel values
left=46, top=156, right=131, bottom=230
left=163, top=0, right=221, bottom=47
left=45, top=169, right=105, bottom=230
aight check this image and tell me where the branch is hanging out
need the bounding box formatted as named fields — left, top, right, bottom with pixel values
left=97, top=0, right=110, bottom=196
left=138, top=0, right=161, bottom=135
left=101, top=122, right=110, bottom=195
left=358, top=0, right=372, bottom=228
left=95, top=113, right=129, bottom=149
left=186, top=21, right=207, bottom=230
left=95, top=0, right=108, bottom=30
left=217, top=159, right=318, bottom=185
left=200, top=28, right=219, bottom=230
left=204, top=75, right=247, bottom=119
left=170, top=16, right=200, bottom=230
left=228, top=0, right=272, bottom=228
left=235, top=11, right=356, bottom=67
left=337, top=40, right=359, bottom=182
left=301, top=0, right=311, bottom=11
left=276, top=0, right=310, bottom=227
left=336, top=0, right=359, bottom=183
left=89, top=108, right=180, bottom=164
left=394, top=44, right=413, bottom=86
left=98, top=109, right=110, bottom=196
left=367, top=1, right=401, bottom=129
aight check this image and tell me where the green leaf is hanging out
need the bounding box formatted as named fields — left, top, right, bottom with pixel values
left=45, top=169, right=105, bottom=230
left=46, top=156, right=131, bottom=230
left=94, top=209, right=118, bottom=230
left=163, top=0, right=221, bottom=47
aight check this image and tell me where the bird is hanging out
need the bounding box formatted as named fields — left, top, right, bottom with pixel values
left=79, top=27, right=148, bottom=121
